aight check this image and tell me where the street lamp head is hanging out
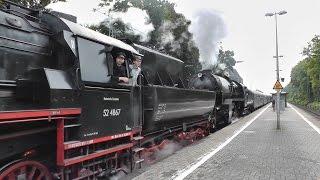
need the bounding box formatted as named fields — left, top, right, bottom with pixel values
left=265, top=13, right=274, bottom=17
left=278, top=10, right=287, bottom=15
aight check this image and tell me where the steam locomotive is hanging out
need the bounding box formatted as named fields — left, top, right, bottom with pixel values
left=188, top=70, right=271, bottom=126
left=0, top=1, right=270, bottom=179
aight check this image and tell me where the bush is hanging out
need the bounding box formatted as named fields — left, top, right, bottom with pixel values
left=288, top=98, right=308, bottom=106
left=307, top=101, right=320, bottom=111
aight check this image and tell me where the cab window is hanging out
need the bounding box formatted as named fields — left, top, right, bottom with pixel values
left=77, top=37, right=112, bottom=84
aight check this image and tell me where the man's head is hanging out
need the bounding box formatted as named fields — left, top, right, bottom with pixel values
left=115, top=52, right=126, bottom=66
left=132, top=55, right=142, bottom=68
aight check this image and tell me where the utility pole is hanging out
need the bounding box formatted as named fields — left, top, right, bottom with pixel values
left=266, top=10, right=287, bottom=130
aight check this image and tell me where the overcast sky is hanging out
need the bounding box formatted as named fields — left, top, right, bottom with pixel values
left=47, top=0, right=320, bottom=94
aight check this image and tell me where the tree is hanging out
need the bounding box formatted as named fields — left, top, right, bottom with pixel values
left=215, top=48, right=242, bottom=83
left=2, top=0, right=65, bottom=9
left=286, top=60, right=310, bottom=104
left=218, top=49, right=236, bottom=68
left=88, top=19, right=142, bottom=42
left=286, top=35, right=320, bottom=108
left=303, top=35, right=320, bottom=100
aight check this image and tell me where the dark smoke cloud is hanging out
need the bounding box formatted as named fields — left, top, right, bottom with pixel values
left=190, top=10, right=227, bottom=70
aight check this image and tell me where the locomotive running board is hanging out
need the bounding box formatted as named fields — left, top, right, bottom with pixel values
left=0, top=108, right=81, bottom=123
left=57, top=118, right=134, bottom=167
left=63, top=143, right=133, bottom=166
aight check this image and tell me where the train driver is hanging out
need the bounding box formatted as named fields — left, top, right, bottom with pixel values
left=112, top=52, right=129, bottom=83
left=129, top=55, right=142, bottom=86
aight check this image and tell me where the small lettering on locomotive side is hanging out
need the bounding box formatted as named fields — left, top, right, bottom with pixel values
left=83, top=132, right=98, bottom=137
left=103, top=97, right=119, bottom=101
left=67, top=140, right=94, bottom=149
left=111, top=132, right=131, bottom=139
left=51, top=110, right=61, bottom=115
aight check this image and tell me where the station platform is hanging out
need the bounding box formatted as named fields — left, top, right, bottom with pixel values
left=129, top=104, right=320, bottom=180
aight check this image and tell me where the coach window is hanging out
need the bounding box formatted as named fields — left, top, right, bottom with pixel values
left=77, top=37, right=111, bottom=85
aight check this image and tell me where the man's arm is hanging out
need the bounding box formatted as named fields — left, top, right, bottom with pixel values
left=111, top=66, right=129, bottom=83
left=119, top=77, right=129, bottom=83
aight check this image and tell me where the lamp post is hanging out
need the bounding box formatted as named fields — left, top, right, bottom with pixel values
left=265, top=10, right=287, bottom=130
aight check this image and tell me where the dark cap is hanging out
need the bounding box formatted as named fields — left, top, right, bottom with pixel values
left=116, top=52, right=126, bottom=58
left=133, top=55, right=142, bottom=61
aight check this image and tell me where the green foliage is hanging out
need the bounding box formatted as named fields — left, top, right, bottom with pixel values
left=285, top=60, right=310, bottom=105
left=304, top=36, right=320, bottom=98
left=218, top=49, right=236, bottom=67
left=7, top=0, right=64, bottom=8
left=307, top=101, right=320, bottom=111
left=88, top=20, right=142, bottom=43
left=215, top=48, right=242, bottom=83
left=286, top=35, right=320, bottom=110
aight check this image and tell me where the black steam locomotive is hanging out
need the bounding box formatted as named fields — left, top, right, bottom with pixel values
left=188, top=70, right=271, bottom=126
left=0, top=1, right=270, bottom=179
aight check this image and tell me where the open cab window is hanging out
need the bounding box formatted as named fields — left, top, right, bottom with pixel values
left=77, top=37, right=131, bottom=86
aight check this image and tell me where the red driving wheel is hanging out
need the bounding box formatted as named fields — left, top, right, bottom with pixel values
left=0, top=160, right=52, bottom=180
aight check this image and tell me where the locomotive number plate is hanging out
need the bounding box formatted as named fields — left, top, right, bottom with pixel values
left=103, top=109, right=121, bottom=117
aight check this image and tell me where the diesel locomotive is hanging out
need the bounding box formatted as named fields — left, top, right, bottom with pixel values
left=0, top=1, right=270, bottom=179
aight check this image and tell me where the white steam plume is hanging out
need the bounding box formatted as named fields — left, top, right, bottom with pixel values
left=154, top=141, right=182, bottom=160
left=158, top=20, right=182, bottom=52
left=190, top=10, right=227, bottom=70
left=110, top=7, right=154, bottom=42
left=159, top=21, right=175, bottom=46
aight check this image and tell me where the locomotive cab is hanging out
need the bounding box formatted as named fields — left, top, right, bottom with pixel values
left=73, top=37, right=140, bottom=139
left=14, top=13, right=144, bottom=140
left=48, top=17, right=145, bottom=140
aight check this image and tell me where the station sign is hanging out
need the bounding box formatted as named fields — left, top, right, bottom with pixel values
left=273, top=80, right=283, bottom=91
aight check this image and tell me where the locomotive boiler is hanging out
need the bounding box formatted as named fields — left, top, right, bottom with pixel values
left=189, top=70, right=247, bottom=126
